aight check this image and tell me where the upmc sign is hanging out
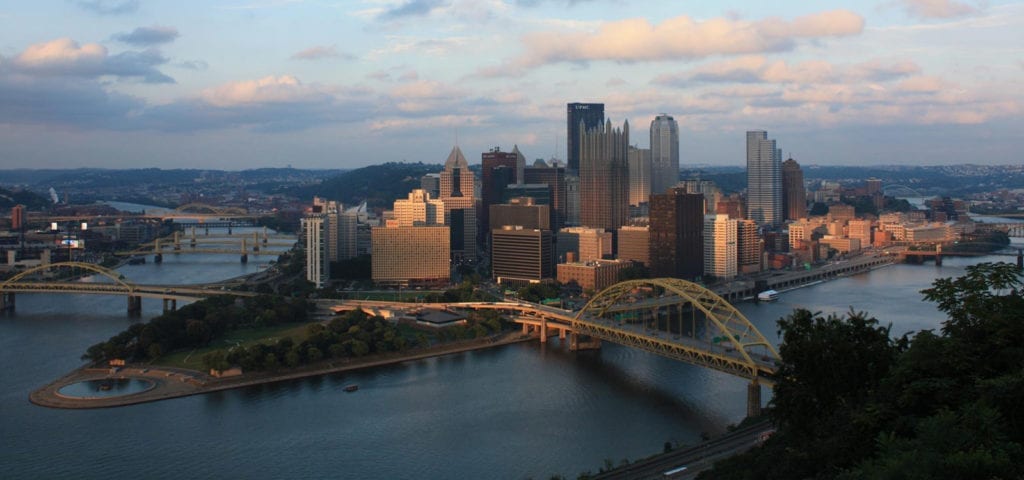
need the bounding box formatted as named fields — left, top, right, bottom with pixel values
left=575, top=105, right=590, bottom=110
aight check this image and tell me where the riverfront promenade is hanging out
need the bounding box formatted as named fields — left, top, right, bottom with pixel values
left=30, top=331, right=535, bottom=409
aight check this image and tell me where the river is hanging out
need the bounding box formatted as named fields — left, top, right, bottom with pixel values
left=1, top=228, right=1021, bottom=479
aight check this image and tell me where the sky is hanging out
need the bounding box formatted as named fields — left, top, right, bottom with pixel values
left=0, top=0, right=1021, bottom=170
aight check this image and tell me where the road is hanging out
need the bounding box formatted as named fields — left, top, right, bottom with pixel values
left=593, top=420, right=774, bottom=479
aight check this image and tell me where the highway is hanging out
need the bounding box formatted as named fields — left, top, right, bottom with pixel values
left=593, top=420, right=774, bottom=479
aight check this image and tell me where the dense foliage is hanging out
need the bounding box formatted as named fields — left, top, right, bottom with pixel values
left=0, top=186, right=50, bottom=209
left=705, top=262, right=1024, bottom=479
left=83, top=295, right=310, bottom=362
left=291, top=162, right=443, bottom=209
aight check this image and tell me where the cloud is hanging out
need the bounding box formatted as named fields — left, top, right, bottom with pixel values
left=176, top=59, right=209, bottom=71
left=654, top=57, right=920, bottom=87
left=199, top=75, right=331, bottom=107
left=377, top=0, right=447, bottom=21
left=9, top=38, right=173, bottom=83
left=290, top=45, right=353, bottom=61
left=895, top=0, right=981, bottom=19
left=112, top=26, right=180, bottom=46
left=74, top=0, right=139, bottom=15
left=481, top=10, right=864, bottom=75
left=0, top=75, right=143, bottom=128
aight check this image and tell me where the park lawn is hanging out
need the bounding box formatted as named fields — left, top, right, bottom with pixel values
left=154, top=321, right=317, bottom=371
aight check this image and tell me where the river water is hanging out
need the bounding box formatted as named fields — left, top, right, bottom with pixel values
left=1, top=225, right=1021, bottom=479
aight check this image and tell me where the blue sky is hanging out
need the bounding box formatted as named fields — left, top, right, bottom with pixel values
left=0, top=0, right=1020, bottom=169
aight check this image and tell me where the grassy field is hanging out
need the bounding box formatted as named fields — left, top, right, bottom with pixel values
left=154, top=322, right=316, bottom=371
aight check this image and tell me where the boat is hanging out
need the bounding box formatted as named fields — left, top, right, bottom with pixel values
left=343, top=384, right=359, bottom=392
left=757, top=290, right=780, bottom=302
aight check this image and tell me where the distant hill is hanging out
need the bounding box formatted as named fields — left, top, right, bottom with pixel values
left=0, top=186, right=50, bottom=209
left=291, top=162, right=443, bottom=209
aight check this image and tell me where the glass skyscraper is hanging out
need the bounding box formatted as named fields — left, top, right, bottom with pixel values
left=566, top=103, right=604, bottom=172
left=746, top=130, right=782, bottom=226
left=650, top=114, right=679, bottom=196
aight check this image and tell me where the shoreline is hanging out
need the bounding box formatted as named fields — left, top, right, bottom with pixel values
left=30, top=331, right=536, bottom=409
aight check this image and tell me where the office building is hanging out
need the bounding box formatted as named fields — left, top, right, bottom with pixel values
left=650, top=114, right=679, bottom=195
left=616, top=225, right=650, bottom=266
left=781, top=158, right=807, bottom=221
left=393, top=189, right=444, bottom=227
left=828, top=204, right=856, bottom=224
left=716, top=196, right=745, bottom=220
left=481, top=147, right=520, bottom=244
left=704, top=214, right=737, bottom=280
left=564, top=174, right=580, bottom=226
left=567, top=103, right=604, bottom=172
left=524, top=161, right=566, bottom=230
left=557, top=259, right=630, bottom=293
left=11, top=205, right=24, bottom=231
left=649, top=188, right=704, bottom=280
left=302, top=213, right=330, bottom=288
left=847, top=219, right=873, bottom=246
left=628, top=146, right=651, bottom=207
left=746, top=130, right=782, bottom=226
left=420, top=173, right=441, bottom=200
left=490, top=197, right=550, bottom=231
left=491, top=226, right=553, bottom=286
left=371, top=226, right=450, bottom=287
left=557, top=227, right=612, bottom=263
left=439, top=145, right=477, bottom=261
left=579, top=120, right=629, bottom=230
left=737, top=219, right=762, bottom=273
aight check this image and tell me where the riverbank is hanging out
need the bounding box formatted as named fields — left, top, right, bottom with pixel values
left=30, top=331, right=536, bottom=409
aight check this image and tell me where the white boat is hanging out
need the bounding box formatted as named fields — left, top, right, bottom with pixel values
left=757, top=290, right=779, bottom=302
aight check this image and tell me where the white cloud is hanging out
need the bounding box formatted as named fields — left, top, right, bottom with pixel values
left=9, top=38, right=173, bottom=83
left=291, top=45, right=353, bottom=61
left=480, top=9, right=864, bottom=75
left=113, top=26, right=180, bottom=46
left=199, top=75, right=329, bottom=107
left=895, top=0, right=981, bottom=19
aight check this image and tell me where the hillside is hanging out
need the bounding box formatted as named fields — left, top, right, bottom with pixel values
left=291, top=162, right=443, bottom=209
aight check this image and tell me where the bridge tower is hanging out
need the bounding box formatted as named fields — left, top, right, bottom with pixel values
left=162, top=298, right=177, bottom=312
left=190, top=226, right=197, bottom=247
left=252, top=231, right=260, bottom=253
left=173, top=231, right=182, bottom=252
left=127, top=295, right=142, bottom=315
left=1, top=292, right=14, bottom=312
left=154, top=238, right=163, bottom=263
left=240, top=237, right=248, bottom=264
left=935, top=243, right=942, bottom=267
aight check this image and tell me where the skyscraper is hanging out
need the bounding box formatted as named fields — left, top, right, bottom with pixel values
left=524, top=160, right=566, bottom=230
left=704, top=214, right=738, bottom=280
left=491, top=226, right=553, bottom=286
left=746, top=130, right=782, bottom=226
left=627, top=146, right=651, bottom=207
left=650, top=114, right=679, bottom=195
left=302, top=213, right=330, bottom=288
left=481, top=147, right=519, bottom=246
left=782, top=157, right=807, bottom=221
left=439, top=145, right=477, bottom=261
left=566, top=103, right=604, bottom=172
left=392, top=189, right=444, bottom=227
left=579, top=119, right=629, bottom=231
left=649, top=188, right=705, bottom=280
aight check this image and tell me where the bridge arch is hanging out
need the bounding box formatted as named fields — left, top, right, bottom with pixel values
left=1, top=262, right=136, bottom=292
left=573, top=278, right=779, bottom=380
left=881, top=184, right=925, bottom=198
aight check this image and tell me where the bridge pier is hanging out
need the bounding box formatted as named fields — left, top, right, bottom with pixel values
left=240, top=254, right=248, bottom=264
left=540, top=318, right=547, bottom=343
left=162, top=298, right=177, bottom=313
left=747, top=380, right=762, bottom=418
left=127, top=295, right=142, bottom=315
left=154, top=253, right=163, bottom=264
left=1, top=292, right=14, bottom=312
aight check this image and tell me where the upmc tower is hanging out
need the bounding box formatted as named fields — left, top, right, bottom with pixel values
left=566, top=103, right=605, bottom=172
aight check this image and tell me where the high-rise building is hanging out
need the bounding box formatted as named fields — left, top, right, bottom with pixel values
left=566, top=103, right=604, bottom=172
left=393, top=189, right=444, bottom=227
left=828, top=204, right=856, bottom=224
left=616, top=225, right=650, bottom=266
left=11, top=204, right=24, bottom=231
left=481, top=147, right=520, bottom=245
left=627, top=146, right=651, bottom=207
left=524, top=161, right=566, bottom=230
left=649, top=188, right=705, bottom=280
left=302, top=213, right=330, bottom=288
left=420, top=173, right=441, bottom=199
left=490, top=197, right=550, bottom=232
left=557, top=227, right=612, bottom=263
left=650, top=114, right=679, bottom=196
left=866, top=178, right=882, bottom=196
left=848, top=219, right=873, bottom=246
left=781, top=157, right=807, bottom=221
left=704, top=214, right=738, bottom=280
left=491, top=226, right=553, bottom=286
left=579, top=120, right=629, bottom=231
left=564, top=174, right=580, bottom=226
left=557, top=259, right=630, bottom=293
left=439, top=146, right=477, bottom=261
left=746, top=130, right=782, bottom=226
left=737, top=219, right=762, bottom=273
left=371, top=226, right=450, bottom=287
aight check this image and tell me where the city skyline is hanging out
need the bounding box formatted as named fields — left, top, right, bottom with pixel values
left=0, top=1, right=1021, bottom=169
